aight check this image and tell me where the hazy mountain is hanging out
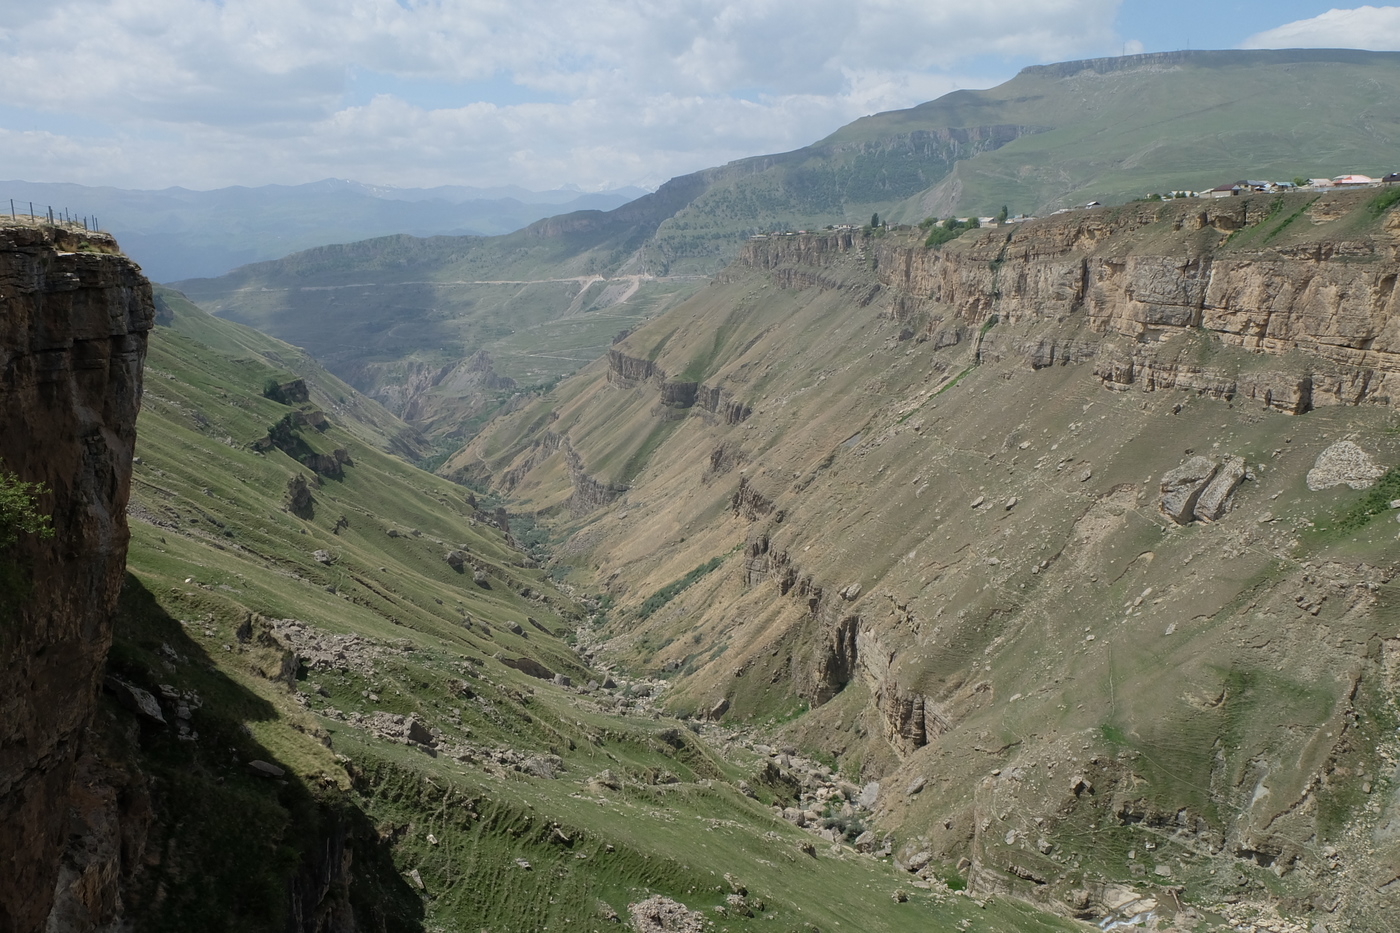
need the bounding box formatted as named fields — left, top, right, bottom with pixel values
left=175, top=49, right=1400, bottom=439
left=0, top=178, right=645, bottom=281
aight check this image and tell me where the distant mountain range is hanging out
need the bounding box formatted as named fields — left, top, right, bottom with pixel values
left=0, top=178, right=647, bottom=281
left=176, top=49, right=1400, bottom=435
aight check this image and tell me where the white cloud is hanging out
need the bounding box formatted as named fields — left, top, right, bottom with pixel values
left=0, top=0, right=1127, bottom=189
left=1242, top=6, right=1400, bottom=50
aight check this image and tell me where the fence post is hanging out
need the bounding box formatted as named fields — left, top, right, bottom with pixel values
left=9, top=199, right=13, bottom=220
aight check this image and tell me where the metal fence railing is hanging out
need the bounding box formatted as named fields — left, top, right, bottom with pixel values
left=6, top=199, right=101, bottom=233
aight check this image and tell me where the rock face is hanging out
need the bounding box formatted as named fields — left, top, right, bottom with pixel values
left=0, top=222, right=153, bottom=933
left=744, top=194, right=1400, bottom=411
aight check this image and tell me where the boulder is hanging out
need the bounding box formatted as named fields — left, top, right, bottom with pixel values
left=103, top=676, right=166, bottom=724
left=248, top=760, right=285, bottom=778
left=444, top=550, right=466, bottom=572
left=904, top=850, right=932, bottom=873
left=1195, top=456, right=1246, bottom=521
left=590, top=769, right=621, bottom=790
left=406, top=717, right=436, bottom=746
left=1159, top=456, right=1218, bottom=524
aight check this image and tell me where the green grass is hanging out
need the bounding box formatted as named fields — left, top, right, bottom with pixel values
left=1308, top=466, right=1400, bottom=539
left=1262, top=197, right=1319, bottom=242
left=636, top=556, right=727, bottom=621
left=1367, top=186, right=1400, bottom=215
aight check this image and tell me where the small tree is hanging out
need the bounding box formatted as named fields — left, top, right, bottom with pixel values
left=996, top=205, right=1009, bottom=224
left=1293, top=176, right=1310, bottom=188
left=0, top=462, right=52, bottom=551
left=1, top=461, right=52, bottom=618
left=870, top=213, right=880, bottom=228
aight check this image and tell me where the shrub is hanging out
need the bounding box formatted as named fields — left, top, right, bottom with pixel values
left=0, top=462, right=52, bottom=551
left=924, top=216, right=978, bottom=248
left=1367, top=187, right=1400, bottom=215
left=1, top=461, right=53, bottom=621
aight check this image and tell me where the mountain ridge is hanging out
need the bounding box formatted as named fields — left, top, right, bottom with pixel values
left=1, top=178, right=643, bottom=282
left=177, top=48, right=1400, bottom=443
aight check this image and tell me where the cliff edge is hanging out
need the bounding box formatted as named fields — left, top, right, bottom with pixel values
left=0, top=222, right=153, bottom=933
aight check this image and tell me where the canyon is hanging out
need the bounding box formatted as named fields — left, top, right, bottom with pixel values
left=458, top=188, right=1400, bottom=928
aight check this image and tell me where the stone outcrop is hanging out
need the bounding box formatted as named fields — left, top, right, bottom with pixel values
left=254, top=411, right=353, bottom=478
left=658, top=380, right=699, bottom=409
left=1158, top=455, right=1248, bottom=524
left=607, top=349, right=660, bottom=387
left=0, top=222, right=154, bottom=933
left=731, top=476, right=777, bottom=521
left=694, top=384, right=752, bottom=423
left=263, top=377, right=310, bottom=404
left=565, top=444, right=626, bottom=514
left=608, top=349, right=752, bottom=422
left=497, top=430, right=564, bottom=493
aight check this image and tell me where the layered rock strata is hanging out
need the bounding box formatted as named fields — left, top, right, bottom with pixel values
left=741, top=194, right=1400, bottom=411
left=0, top=223, right=153, bottom=933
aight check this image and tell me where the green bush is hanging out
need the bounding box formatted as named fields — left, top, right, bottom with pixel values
left=635, top=556, right=725, bottom=621
left=1319, top=467, right=1400, bottom=535
left=924, top=216, right=978, bottom=248
left=1367, top=187, right=1400, bottom=215
left=0, top=461, right=53, bottom=621
left=0, top=462, right=52, bottom=550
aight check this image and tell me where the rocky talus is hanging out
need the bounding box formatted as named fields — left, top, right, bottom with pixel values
left=0, top=222, right=153, bottom=933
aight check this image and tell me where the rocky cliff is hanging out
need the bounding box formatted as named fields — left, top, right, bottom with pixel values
left=0, top=222, right=153, bottom=933
left=459, top=188, right=1400, bottom=929
left=745, top=194, right=1400, bottom=413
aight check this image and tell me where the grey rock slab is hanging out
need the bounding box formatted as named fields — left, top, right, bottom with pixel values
left=104, top=676, right=166, bottom=724
left=1159, top=455, right=1218, bottom=524
left=1196, top=455, right=1247, bottom=521
left=248, top=759, right=286, bottom=778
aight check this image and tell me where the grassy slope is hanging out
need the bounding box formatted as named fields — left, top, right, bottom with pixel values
left=884, top=49, right=1400, bottom=218
left=109, top=296, right=1071, bottom=932
left=456, top=192, right=1400, bottom=928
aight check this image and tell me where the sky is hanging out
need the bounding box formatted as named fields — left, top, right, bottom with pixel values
left=2, top=1, right=1399, bottom=193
